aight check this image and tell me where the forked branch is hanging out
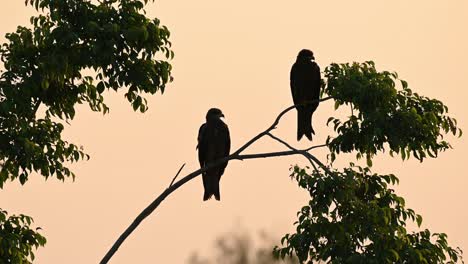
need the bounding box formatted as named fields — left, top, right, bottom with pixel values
left=100, top=96, right=333, bottom=264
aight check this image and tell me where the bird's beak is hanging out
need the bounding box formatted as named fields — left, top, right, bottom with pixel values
left=220, top=113, right=225, bottom=118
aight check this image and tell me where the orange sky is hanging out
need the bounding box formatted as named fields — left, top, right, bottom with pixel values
left=1, top=1, right=467, bottom=263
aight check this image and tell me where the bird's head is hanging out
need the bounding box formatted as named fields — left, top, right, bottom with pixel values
left=206, top=108, right=225, bottom=121
left=297, top=49, right=315, bottom=61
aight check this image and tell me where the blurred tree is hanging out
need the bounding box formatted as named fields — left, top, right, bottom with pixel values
left=0, top=0, right=172, bottom=262
left=188, top=230, right=299, bottom=264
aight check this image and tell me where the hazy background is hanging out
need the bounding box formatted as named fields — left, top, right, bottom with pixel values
left=1, top=1, right=467, bottom=263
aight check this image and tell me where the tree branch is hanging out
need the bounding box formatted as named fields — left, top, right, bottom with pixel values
left=99, top=97, right=332, bottom=264
left=261, top=131, right=331, bottom=174
left=31, top=99, right=41, bottom=119
left=266, top=132, right=316, bottom=168
left=233, top=97, right=332, bottom=155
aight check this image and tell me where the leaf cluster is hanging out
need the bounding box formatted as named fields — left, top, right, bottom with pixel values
left=0, top=209, right=46, bottom=263
left=274, top=166, right=463, bottom=264
left=0, top=0, right=173, bottom=186
left=323, top=61, right=461, bottom=165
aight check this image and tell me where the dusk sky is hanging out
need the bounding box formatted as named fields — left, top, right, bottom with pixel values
left=1, top=1, right=467, bottom=263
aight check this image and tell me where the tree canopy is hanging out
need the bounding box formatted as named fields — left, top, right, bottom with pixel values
left=324, top=61, right=460, bottom=165
left=275, top=165, right=463, bottom=263
left=273, top=62, right=463, bottom=263
left=1, top=0, right=172, bottom=187
left=1, top=0, right=172, bottom=262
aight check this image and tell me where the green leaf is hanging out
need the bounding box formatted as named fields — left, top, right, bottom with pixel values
left=97, top=81, right=105, bottom=94
left=133, top=96, right=142, bottom=111
left=334, top=101, right=341, bottom=110
left=416, top=215, right=423, bottom=227
left=401, top=80, right=408, bottom=89
left=389, top=249, right=400, bottom=261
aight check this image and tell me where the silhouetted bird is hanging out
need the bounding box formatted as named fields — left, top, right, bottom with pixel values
left=197, top=108, right=231, bottom=201
left=290, top=49, right=321, bottom=141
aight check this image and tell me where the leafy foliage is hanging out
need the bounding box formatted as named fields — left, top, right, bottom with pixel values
left=274, top=166, right=463, bottom=264
left=0, top=0, right=173, bottom=187
left=0, top=209, right=46, bottom=263
left=323, top=61, right=461, bottom=165
left=273, top=61, right=463, bottom=263
left=0, top=0, right=171, bottom=262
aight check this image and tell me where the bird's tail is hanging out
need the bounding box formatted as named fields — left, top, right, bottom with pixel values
left=213, top=184, right=220, bottom=201
left=203, top=172, right=221, bottom=201
left=304, top=110, right=314, bottom=141
left=297, top=108, right=314, bottom=141
left=203, top=190, right=212, bottom=201
left=297, top=109, right=305, bottom=141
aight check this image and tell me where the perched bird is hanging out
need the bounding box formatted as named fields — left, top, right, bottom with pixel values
left=197, top=108, right=231, bottom=201
left=290, top=49, right=322, bottom=141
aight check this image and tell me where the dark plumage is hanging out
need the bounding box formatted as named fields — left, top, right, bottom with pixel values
left=290, top=49, right=322, bottom=141
left=197, top=108, right=231, bottom=201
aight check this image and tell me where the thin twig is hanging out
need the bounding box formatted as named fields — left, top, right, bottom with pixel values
left=99, top=97, right=333, bottom=264
left=266, top=132, right=316, bottom=169
left=266, top=133, right=330, bottom=174
left=266, top=133, right=296, bottom=151
left=168, top=163, right=186, bottom=187
left=308, top=157, right=319, bottom=173
left=235, top=149, right=318, bottom=160
left=305, top=144, right=327, bottom=151
left=306, top=154, right=331, bottom=174
left=233, top=97, right=332, bottom=155
left=32, top=99, right=41, bottom=118
left=270, top=134, right=330, bottom=173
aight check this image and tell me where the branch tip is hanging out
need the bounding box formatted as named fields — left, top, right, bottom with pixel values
left=168, top=163, right=186, bottom=187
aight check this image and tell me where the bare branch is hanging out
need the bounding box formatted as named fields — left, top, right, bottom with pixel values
left=305, top=144, right=327, bottom=151
left=266, top=132, right=315, bottom=168
left=233, top=97, right=332, bottom=155
left=99, top=97, right=333, bottom=264
left=266, top=133, right=296, bottom=152
left=235, top=148, right=321, bottom=160
left=263, top=131, right=331, bottom=173
left=309, top=158, right=319, bottom=172
left=306, top=154, right=331, bottom=174
left=265, top=132, right=329, bottom=173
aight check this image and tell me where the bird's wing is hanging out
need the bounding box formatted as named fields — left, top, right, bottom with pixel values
left=293, top=61, right=321, bottom=101
left=222, top=122, right=230, bottom=162
left=216, top=121, right=230, bottom=178
left=225, top=124, right=231, bottom=158
left=290, top=63, right=301, bottom=105
left=197, top=123, right=207, bottom=168
left=312, top=62, right=322, bottom=98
